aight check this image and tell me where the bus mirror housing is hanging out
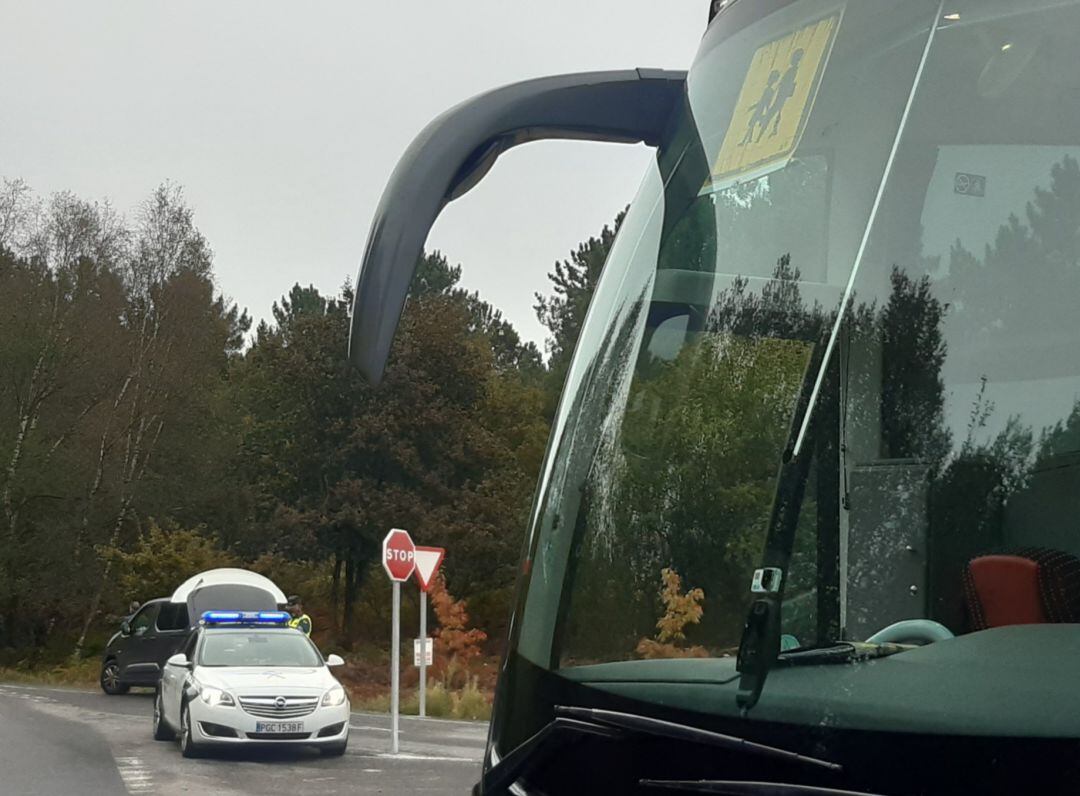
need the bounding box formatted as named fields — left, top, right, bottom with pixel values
left=348, top=68, right=687, bottom=385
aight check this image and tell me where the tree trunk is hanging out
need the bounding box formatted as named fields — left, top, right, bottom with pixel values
left=343, top=552, right=356, bottom=639
left=3, top=277, right=65, bottom=541
left=330, top=551, right=343, bottom=633
left=71, top=415, right=164, bottom=661
left=73, top=377, right=131, bottom=562
left=3, top=365, right=49, bottom=541
left=71, top=492, right=132, bottom=661
left=2, top=413, right=33, bottom=540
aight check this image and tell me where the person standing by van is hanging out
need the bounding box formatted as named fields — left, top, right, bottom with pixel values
left=286, top=595, right=312, bottom=636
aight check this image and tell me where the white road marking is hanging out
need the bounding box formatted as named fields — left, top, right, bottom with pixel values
left=376, top=752, right=478, bottom=763
left=349, top=724, right=392, bottom=732
left=115, top=755, right=155, bottom=793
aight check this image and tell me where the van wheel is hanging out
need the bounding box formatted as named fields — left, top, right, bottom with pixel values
left=100, top=661, right=129, bottom=695
left=153, top=690, right=174, bottom=741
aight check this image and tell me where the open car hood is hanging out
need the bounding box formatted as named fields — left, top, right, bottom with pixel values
left=170, top=568, right=287, bottom=625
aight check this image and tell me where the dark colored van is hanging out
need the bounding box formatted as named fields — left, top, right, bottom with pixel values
left=99, top=598, right=190, bottom=694
left=99, top=568, right=288, bottom=695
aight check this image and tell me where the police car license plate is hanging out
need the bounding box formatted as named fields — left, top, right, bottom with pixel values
left=256, top=721, right=304, bottom=733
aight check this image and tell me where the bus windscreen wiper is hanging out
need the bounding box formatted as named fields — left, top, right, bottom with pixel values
left=557, top=706, right=841, bottom=772
left=479, top=715, right=621, bottom=795
left=479, top=705, right=841, bottom=795
left=640, top=779, right=884, bottom=795
left=735, top=334, right=829, bottom=713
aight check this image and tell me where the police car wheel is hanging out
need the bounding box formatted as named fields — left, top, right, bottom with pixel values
left=320, top=739, right=347, bottom=757
left=100, top=661, right=129, bottom=695
left=153, top=690, right=174, bottom=741
left=179, top=703, right=202, bottom=758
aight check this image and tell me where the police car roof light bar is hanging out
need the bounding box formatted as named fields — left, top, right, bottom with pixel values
left=200, top=610, right=291, bottom=626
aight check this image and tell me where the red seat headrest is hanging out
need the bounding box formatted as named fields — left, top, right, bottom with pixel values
left=964, top=555, right=1046, bottom=630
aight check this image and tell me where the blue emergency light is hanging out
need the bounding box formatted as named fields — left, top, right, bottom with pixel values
left=200, top=610, right=291, bottom=626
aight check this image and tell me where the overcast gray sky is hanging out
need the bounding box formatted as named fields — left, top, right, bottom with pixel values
left=1, top=1, right=705, bottom=348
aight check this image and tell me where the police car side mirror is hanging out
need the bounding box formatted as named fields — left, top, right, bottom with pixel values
left=348, top=68, right=686, bottom=385
left=120, top=620, right=131, bottom=636
left=166, top=653, right=191, bottom=669
left=325, top=654, right=345, bottom=667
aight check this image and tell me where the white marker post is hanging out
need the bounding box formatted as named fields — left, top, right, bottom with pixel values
left=391, top=580, right=400, bottom=752
left=412, top=546, right=445, bottom=720
left=381, top=529, right=416, bottom=754
left=419, top=592, right=426, bottom=717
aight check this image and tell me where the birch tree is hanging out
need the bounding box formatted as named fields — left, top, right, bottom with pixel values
left=73, top=184, right=219, bottom=657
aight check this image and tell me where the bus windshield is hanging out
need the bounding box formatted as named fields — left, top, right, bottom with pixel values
left=510, top=0, right=1080, bottom=729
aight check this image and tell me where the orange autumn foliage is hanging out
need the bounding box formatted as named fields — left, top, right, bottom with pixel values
left=636, top=567, right=708, bottom=660
left=428, top=572, right=488, bottom=688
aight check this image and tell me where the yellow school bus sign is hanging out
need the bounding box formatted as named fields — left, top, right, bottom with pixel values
left=711, top=13, right=841, bottom=186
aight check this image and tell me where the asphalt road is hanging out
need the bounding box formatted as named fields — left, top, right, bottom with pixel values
left=0, top=682, right=487, bottom=795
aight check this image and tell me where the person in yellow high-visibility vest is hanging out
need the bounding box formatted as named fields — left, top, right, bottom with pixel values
left=286, top=595, right=312, bottom=636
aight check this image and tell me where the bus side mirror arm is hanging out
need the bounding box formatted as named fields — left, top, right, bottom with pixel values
left=348, top=68, right=687, bottom=385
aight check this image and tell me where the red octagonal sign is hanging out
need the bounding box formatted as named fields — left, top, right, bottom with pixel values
left=382, top=528, right=416, bottom=582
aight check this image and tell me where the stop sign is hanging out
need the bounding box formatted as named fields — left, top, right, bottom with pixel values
left=382, top=529, right=416, bottom=582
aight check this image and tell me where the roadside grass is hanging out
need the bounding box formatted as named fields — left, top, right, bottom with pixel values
left=451, top=679, right=489, bottom=721
left=0, top=658, right=99, bottom=688
left=353, top=680, right=491, bottom=721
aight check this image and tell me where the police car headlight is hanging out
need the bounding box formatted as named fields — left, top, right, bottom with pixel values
left=321, top=685, right=346, bottom=707
left=198, top=686, right=235, bottom=707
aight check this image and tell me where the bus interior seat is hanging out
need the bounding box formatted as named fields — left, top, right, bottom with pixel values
left=1022, top=547, right=1080, bottom=623
left=963, top=555, right=1045, bottom=630
left=963, top=549, right=1080, bottom=630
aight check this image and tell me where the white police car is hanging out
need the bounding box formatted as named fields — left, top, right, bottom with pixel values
left=153, top=611, right=350, bottom=757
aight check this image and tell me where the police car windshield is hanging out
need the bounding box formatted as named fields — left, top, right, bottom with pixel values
left=199, top=630, right=323, bottom=667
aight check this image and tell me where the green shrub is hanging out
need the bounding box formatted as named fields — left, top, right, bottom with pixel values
left=423, top=682, right=453, bottom=717
left=451, top=678, right=490, bottom=721
left=346, top=680, right=490, bottom=721
left=103, top=521, right=238, bottom=603
left=374, top=682, right=454, bottom=717
left=354, top=692, right=391, bottom=713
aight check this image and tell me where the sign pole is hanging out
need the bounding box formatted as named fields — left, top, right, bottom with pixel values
left=391, top=580, right=400, bottom=754
left=419, top=591, right=427, bottom=718
left=382, top=528, right=417, bottom=755
left=411, top=544, right=444, bottom=723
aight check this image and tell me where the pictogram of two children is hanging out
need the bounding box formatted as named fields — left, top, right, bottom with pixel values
left=741, top=49, right=805, bottom=145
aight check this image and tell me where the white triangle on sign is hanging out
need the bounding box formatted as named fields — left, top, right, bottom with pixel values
left=413, top=546, right=445, bottom=592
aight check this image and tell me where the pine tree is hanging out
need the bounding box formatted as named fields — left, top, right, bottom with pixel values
left=534, top=212, right=625, bottom=404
